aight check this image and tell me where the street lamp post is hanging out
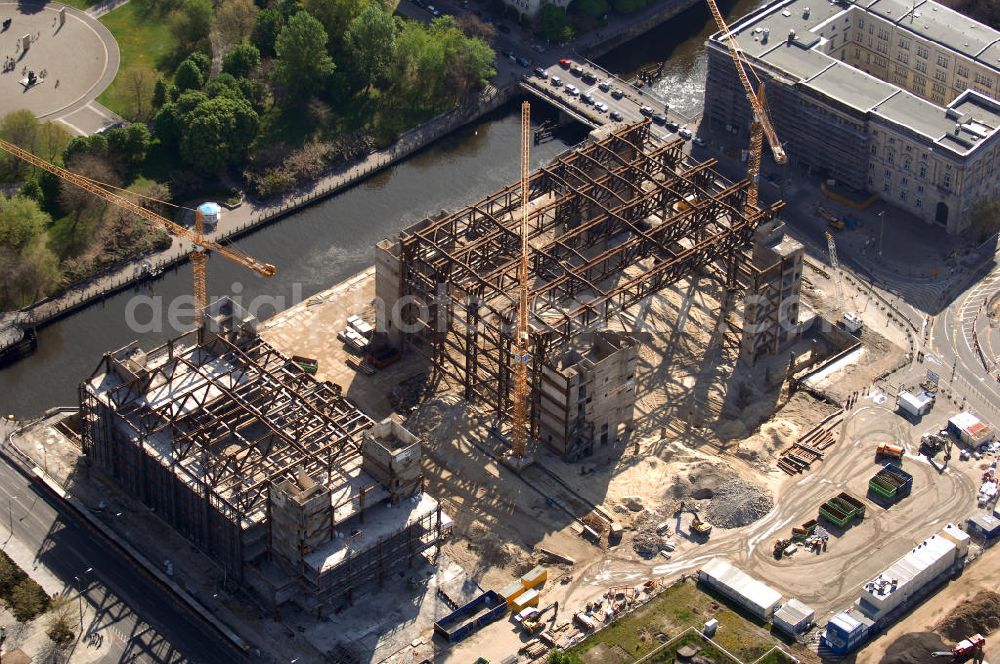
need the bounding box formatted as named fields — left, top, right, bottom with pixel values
left=74, top=567, right=93, bottom=633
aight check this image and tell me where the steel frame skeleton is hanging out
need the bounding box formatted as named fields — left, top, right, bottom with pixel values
left=392, top=121, right=783, bottom=439
left=81, top=330, right=374, bottom=537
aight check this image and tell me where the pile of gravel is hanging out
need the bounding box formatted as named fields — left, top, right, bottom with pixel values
left=633, top=530, right=668, bottom=558
left=938, top=590, right=1000, bottom=641
left=704, top=478, right=774, bottom=529
left=880, top=632, right=949, bottom=664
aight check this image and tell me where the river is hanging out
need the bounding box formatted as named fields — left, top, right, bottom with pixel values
left=0, top=0, right=771, bottom=417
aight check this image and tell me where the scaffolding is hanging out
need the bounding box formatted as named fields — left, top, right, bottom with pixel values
left=377, top=121, right=783, bottom=446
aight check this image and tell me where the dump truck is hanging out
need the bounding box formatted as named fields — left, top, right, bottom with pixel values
left=875, top=442, right=905, bottom=460
left=933, top=633, right=985, bottom=660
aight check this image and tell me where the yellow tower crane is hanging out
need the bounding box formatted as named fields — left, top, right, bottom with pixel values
left=509, top=101, right=532, bottom=464
left=705, top=0, right=787, bottom=210
left=0, top=138, right=277, bottom=330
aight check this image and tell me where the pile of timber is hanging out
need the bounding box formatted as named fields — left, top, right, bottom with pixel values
left=778, top=412, right=844, bottom=475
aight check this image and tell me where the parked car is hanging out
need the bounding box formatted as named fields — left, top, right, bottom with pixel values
left=565, top=84, right=579, bottom=96
left=570, top=65, right=584, bottom=77
left=594, top=101, right=609, bottom=112
left=581, top=92, right=594, bottom=105
left=639, top=105, right=654, bottom=116
left=550, top=76, right=563, bottom=86
left=581, top=71, right=597, bottom=84
left=598, top=80, right=611, bottom=92
left=610, top=88, right=624, bottom=99
left=534, top=67, right=548, bottom=79
left=678, top=126, right=692, bottom=139
left=652, top=113, right=666, bottom=125
left=609, top=110, right=623, bottom=121
left=665, top=120, right=679, bottom=131
left=559, top=58, right=571, bottom=68
left=517, top=56, right=531, bottom=68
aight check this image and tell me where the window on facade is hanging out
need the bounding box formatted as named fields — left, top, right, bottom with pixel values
left=884, top=182, right=891, bottom=193
left=919, top=165, right=927, bottom=178
left=917, top=185, right=924, bottom=193
left=896, top=52, right=909, bottom=65
left=936, top=54, right=949, bottom=67
left=915, top=61, right=926, bottom=73
left=916, top=198, right=922, bottom=208
left=901, top=190, right=908, bottom=202
left=899, top=38, right=910, bottom=49
left=871, top=144, right=877, bottom=156
left=858, top=18, right=865, bottom=28
left=916, top=45, right=928, bottom=58
left=901, top=177, right=908, bottom=186
left=933, top=82, right=946, bottom=95
left=943, top=171, right=952, bottom=189
left=956, top=80, right=967, bottom=91
left=876, top=42, right=888, bottom=55
left=855, top=47, right=860, bottom=59
left=895, top=64, right=907, bottom=76
left=878, top=27, right=889, bottom=40
left=957, top=64, right=969, bottom=78
left=885, top=169, right=891, bottom=178
left=934, top=70, right=947, bottom=82
left=903, top=158, right=911, bottom=171
left=975, top=73, right=994, bottom=88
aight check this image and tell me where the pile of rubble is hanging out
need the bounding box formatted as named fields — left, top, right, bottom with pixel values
left=938, top=591, right=1000, bottom=641
left=704, top=478, right=774, bottom=529
left=628, top=504, right=673, bottom=558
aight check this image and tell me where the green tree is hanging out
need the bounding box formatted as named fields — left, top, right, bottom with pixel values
left=9, top=578, right=49, bottom=621
left=122, top=64, right=156, bottom=121
left=107, top=124, right=152, bottom=164
left=222, top=43, right=262, bottom=78
left=179, top=96, right=259, bottom=172
left=152, top=78, right=169, bottom=110
left=302, top=0, right=371, bottom=53
left=0, top=195, right=49, bottom=252
left=969, top=199, right=1000, bottom=242
left=345, top=3, right=397, bottom=89
left=170, top=0, right=214, bottom=52
left=252, top=7, right=285, bottom=56
left=45, top=595, right=75, bottom=644
left=537, top=4, right=573, bottom=42
left=174, top=57, right=206, bottom=91
left=0, top=111, right=71, bottom=182
left=273, top=12, right=336, bottom=102
left=0, top=553, right=25, bottom=597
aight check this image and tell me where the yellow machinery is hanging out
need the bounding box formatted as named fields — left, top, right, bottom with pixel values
left=704, top=0, right=787, bottom=211
left=0, top=138, right=276, bottom=330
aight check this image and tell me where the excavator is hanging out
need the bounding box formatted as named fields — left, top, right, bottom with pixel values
left=921, top=430, right=953, bottom=463
left=932, top=634, right=985, bottom=662
left=677, top=502, right=713, bottom=538
left=520, top=601, right=558, bottom=635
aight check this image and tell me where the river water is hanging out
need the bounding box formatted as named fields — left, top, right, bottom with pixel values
left=0, top=0, right=770, bottom=417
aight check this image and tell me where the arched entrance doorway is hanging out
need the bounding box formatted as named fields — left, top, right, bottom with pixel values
left=935, top=201, right=949, bottom=226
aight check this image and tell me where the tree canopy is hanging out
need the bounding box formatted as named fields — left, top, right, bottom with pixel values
left=345, top=3, right=397, bottom=89
left=273, top=11, right=336, bottom=102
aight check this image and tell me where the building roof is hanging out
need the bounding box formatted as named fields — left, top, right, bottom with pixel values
left=713, top=0, right=1000, bottom=157
left=774, top=598, right=815, bottom=625
left=700, top=558, right=782, bottom=612
left=967, top=513, right=1000, bottom=534
left=862, top=534, right=956, bottom=602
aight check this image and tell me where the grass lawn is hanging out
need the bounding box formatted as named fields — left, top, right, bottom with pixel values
left=569, top=579, right=780, bottom=664
left=57, top=0, right=99, bottom=9
left=98, top=2, right=178, bottom=117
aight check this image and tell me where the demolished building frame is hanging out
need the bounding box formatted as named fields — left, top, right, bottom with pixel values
left=377, top=120, right=785, bottom=450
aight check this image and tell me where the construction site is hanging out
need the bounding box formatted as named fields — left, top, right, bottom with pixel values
left=7, top=99, right=999, bottom=662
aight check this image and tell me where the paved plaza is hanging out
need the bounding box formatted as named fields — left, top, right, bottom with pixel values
left=0, top=1, right=120, bottom=134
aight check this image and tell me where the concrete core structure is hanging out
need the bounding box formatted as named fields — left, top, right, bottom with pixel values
left=704, top=0, right=1000, bottom=234
left=538, top=331, right=639, bottom=460
left=741, top=219, right=805, bottom=361
left=79, top=299, right=445, bottom=611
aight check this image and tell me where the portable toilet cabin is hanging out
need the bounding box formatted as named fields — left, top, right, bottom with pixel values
left=197, top=202, right=222, bottom=230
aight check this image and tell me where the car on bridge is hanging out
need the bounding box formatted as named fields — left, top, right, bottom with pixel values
left=581, top=71, right=597, bottom=84
left=551, top=76, right=563, bottom=86
left=652, top=113, right=667, bottom=125
left=581, top=92, right=594, bottom=104
left=534, top=67, right=548, bottom=79
left=595, top=101, right=609, bottom=113
left=692, top=136, right=706, bottom=147
left=678, top=126, right=692, bottom=140
left=611, top=88, right=624, bottom=99
left=640, top=105, right=654, bottom=116
left=610, top=111, right=623, bottom=121
left=565, top=84, right=579, bottom=96
left=570, top=65, right=584, bottom=77
left=599, top=80, right=611, bottom=92
left=559, top=58, right=571, bottom=68
left=665, top=120, right=679, bottom=131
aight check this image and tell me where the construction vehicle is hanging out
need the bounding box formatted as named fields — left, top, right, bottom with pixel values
left=521, top=602, right=558, bottom=634
left=704, top=0, right=786, bottom=212
left=875, top=442, right=905, bottom=460
left=932, top=633, right=985, bottom=661
left=0, top=138, right=276, bottom=330
left=677, top=502, right=713, bottom=537
left=773, top=538, right=791, bottom=559
left=921, top=430, right=953, bottom=461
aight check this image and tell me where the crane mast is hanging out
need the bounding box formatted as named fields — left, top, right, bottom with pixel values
left=0, top=137, right=276, bottom=330
left=704, top=0, right=787, bottom=210
left=510, top=101, right=531, bottom=462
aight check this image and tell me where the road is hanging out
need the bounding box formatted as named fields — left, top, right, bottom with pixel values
left=0, top=452, right=244, bottom=664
